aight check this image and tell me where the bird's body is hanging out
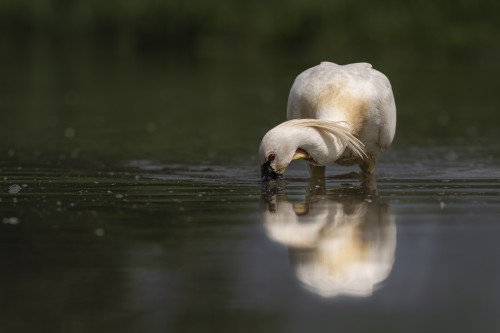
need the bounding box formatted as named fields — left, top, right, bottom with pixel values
left=260, top=62, right=396, bottom=180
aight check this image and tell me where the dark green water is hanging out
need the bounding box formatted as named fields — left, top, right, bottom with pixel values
left=1, top=146, right=500, bottom=332
left=2, top=22, right=500, bottom=332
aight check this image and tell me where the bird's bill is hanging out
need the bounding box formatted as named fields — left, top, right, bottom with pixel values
left=261, top=161, right=283, bottom=181
left=293, top=148, right=309, bottom=160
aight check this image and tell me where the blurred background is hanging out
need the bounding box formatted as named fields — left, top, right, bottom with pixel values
left=1, top=0, right=499, bottom=165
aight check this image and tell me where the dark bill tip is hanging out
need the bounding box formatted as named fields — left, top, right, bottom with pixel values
left=261, top=161, right=282, bottom=181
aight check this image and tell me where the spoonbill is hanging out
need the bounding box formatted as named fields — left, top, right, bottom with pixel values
left=259, top=62, right=396, bottom=181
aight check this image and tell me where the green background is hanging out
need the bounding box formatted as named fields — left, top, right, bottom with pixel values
left=1, top=0, right=499, bottom=164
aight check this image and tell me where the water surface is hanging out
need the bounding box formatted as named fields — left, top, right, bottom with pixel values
left=1, top=143, right=500, bottom=333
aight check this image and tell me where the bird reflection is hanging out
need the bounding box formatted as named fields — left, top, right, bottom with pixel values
left=261, top=179, right=396, bottom=298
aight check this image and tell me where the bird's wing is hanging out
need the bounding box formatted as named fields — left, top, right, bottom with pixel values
left=287, top=62, right=343, bottom=120
left=287, top=62, right=396, bottom=150
left=287, top=62, right=374, bottom=121
left=371, top=72, right=396, bottom=150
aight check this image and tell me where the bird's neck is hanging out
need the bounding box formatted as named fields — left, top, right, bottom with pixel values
left=291, top=126, right=347, bottom=165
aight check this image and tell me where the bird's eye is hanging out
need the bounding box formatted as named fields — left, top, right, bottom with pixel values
left=267, top=153, right=276, bottom=161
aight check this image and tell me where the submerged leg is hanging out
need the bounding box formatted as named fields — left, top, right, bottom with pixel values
left=360, top=174, right=377, bottom=194
left=360, top=162, right=375, bottom=178
left=308, top=164, right=326, bottom=179
left=359, top=159, right=378, bottom=193
left=360, top=155, right=377, bottom=178
left=307, top=164, right=326, bottom=196
left=306, top=176, right=326, bottom=197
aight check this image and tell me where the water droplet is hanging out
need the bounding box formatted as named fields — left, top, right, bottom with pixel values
left=3, top=217, right=19, bottom=225
left=95, top=228, right=105, bottom=237
left=64, top=127, right=76, bottom=138
left=8, top=184, right=22, bottom=194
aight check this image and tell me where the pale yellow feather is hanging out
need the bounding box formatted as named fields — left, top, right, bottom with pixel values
left=276, top=119, right=367, bottom=161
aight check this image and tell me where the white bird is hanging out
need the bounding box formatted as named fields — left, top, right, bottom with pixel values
left=259, top=62, right=396, bottom=180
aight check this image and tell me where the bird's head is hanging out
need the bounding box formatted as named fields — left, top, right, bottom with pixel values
left=259, top=125, right=311, bottom=181
left=260, top=150, right=283, bottom=181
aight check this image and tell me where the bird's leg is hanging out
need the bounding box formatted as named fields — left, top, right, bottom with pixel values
left=306, top=172, right=326, bottom=198
left=307, top=164, right=326, bottom=197
left=360, top=162, right=375, bottom=178
left=359, top=154, right=377, bottom=177
left=360, top=174, right=378, bottom=194
left=308, top=164, right=326, bottom=179
left=359, top=159, right=378, bottom=193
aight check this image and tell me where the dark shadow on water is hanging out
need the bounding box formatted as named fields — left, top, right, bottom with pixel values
left=260, top=177, right=396, bottom=297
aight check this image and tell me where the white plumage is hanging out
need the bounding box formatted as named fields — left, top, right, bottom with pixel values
left=259, top=62, right=396, bottom=180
